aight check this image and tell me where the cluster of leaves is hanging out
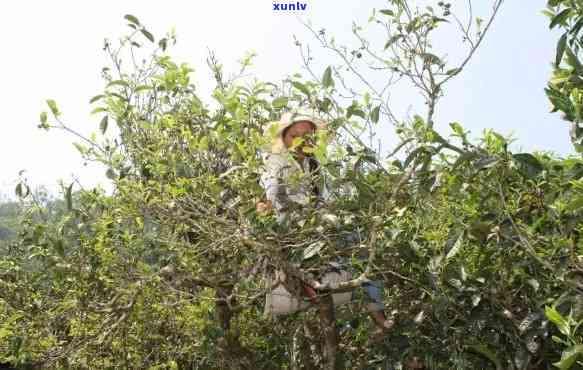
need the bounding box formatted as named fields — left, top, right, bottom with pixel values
left=1, top=2, right=583, bottom=369
left=545, top=0, right=583, bottom=152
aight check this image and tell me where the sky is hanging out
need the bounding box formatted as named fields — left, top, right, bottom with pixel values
left=0, top=0, right=569, bottom=198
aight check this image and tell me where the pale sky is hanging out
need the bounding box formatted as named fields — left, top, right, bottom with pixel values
left=0, top=0, right=569, bottom=198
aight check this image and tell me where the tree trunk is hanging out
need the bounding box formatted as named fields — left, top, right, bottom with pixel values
left=318, top=293, right=341, bottom=370
left=216, top=286, right=251, bottom=369
left=216, top=286, right=233, bottom=332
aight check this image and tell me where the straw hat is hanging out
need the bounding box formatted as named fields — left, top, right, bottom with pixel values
left=266, top=108, right=328, bottom=154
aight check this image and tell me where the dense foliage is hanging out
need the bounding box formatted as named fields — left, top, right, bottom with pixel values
left=1, top=1, right=583, bottom=369
left=546, top=0, right=583, bottom=153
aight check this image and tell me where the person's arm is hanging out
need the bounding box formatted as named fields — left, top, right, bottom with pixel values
left=259, top=154, right=290, bottom=220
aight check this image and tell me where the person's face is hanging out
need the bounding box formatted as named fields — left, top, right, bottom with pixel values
left=282, top=121, right=316, bottom=154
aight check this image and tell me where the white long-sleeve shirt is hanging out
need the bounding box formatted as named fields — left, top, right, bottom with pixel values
left=260, top=152, right=329, bottom=223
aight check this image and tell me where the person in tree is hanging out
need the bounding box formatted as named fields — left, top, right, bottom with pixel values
left=256, top=109, right=394, bottom=335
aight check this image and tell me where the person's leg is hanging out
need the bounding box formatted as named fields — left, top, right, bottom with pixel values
left=369, top=310, right=393, bottom=329
left=362, top=281, right=393, bottom=331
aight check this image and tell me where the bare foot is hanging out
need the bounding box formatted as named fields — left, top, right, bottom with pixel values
left=381, top=319, right=394, bottom=330
left=370, top=311, right=394, bottom=332
left=369, top=311, right=394, bottom=344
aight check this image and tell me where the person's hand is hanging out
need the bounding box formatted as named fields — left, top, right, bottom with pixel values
left=256, top=200, right=273, bottom=215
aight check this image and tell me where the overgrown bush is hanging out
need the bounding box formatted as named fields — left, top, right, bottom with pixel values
left=1, top=1, right=583, bottom=369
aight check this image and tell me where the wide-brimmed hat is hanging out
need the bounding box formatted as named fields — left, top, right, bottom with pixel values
left=266, top=108, right=327, bottom=153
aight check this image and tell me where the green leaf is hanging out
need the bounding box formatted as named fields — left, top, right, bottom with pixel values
left=15, top=182, right=29, bottom=198
left=347, top=106, right=366, bottom=119
left=53, top=239, right=65, bottom=257
left=158, top=38, right=168, bottom=51
left=543, top=9, right=556, bottom=19
left=303, top=241, right=325, bottom=260
left=320, top=97, right=332, bottom=112
left=446, top=68, right=461, bottom=76
left=466, top=344, right=502, bottom=370
left=91, top=107, right=107, bottom=115
left=421, top=52, right=442, bottom=66
left=565, top=47, right=583, bottom=74
left=73, top=142, right=87, bottom=155
left=550, top=8, right=572, bottom=29
left=198, top=136, right=209, bottom=151
left=453, top=151, right=479, bottom=169
left=272, top=97, right=289, bottom=109
left=406, top=17, right=421, bottom=33
left=0, top=327, right=12, bottom=339
left=513, top=153, right=544, bottom=178
left=527, top=278, right=540, bottom=292
left=379, top=9, right=394, bottom=16
left=15, top=183, right=23, bottom=198
left=322, top=66, right=334, bottom=88
left=89, top=94, right=105, bottom=104
left=565, top=196, right=583, bottom=212
left=370, top=105, right=381, bottom=123
left=428, top=129, right=447, bottom=144
left=40, top=111, right=48, bottom=125
left=99, top=116, right=108, bottom=134
left=446, top=232, right=464, bottom=260
left=292, top=81, right=311, bottom=96
left=432, top=17, right=449, bottom=24
left=65, top=183, right=73, bottom=211
left=570, top=18, right=583, bottom=37
left=141, top=29, right=155, bottom=43
left=384, top=34, right=402, bottom=50
left=46, top=99, right=60, bottom=117
left=106, top=168, right=117, bottom=180
left=450, top=122, right=464, bottom=136
left=135, top=85, right=152, bottom=93
left=474, top=156, right=499, bottom=171
left=107, top=80, right=129, bottom=88
left=404, top=147, right=426, bottom=168
left=124, top=14, right=140, bottom=26
left=553, top=344, right=583, bottom=370
left=556, top=32, right=568, bottom=67
left=545, top=306, right=571, bottom=336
